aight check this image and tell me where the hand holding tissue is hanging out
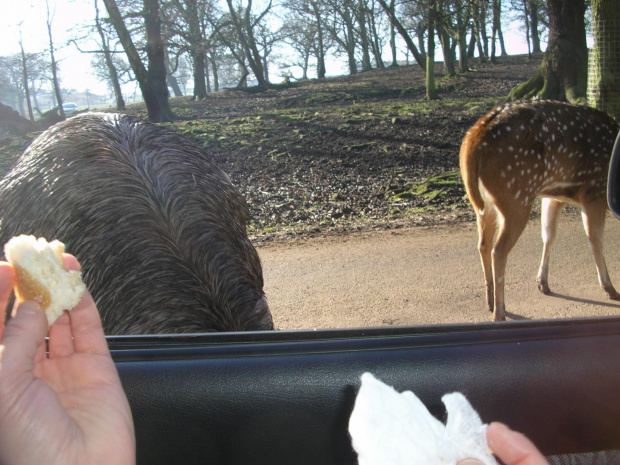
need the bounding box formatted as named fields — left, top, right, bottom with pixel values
left=349, top=373, right=497, bottom=465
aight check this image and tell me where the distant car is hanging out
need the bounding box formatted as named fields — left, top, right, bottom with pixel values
left=62, top=103, right=78, bottom=114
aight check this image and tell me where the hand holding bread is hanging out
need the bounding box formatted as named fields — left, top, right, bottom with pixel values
left=3, top=235, right=86, bottom=325
left=0, top=238, right=136, bottom=465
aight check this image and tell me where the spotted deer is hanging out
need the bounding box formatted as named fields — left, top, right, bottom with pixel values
left=460, top=100, right=620, bottom=321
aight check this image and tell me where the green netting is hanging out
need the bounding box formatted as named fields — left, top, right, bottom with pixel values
left=587, top=19, right=620, bottom=120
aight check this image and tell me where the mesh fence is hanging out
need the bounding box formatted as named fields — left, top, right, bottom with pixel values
left=587, top=19, right=620, bottom=120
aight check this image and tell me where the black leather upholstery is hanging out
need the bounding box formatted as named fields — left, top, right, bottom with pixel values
left=110, top=317, right=620, bottom=465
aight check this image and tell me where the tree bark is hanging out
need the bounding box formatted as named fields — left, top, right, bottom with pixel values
left=437, top=23, right=456, bottom=77
left=95, top=0, right=126, bottom=111
left=18, top=40, right=34, bottom=122
left=191, top=50, right=208, bottom=98
left=225, top=0, right=270, bottom=88
left=46, top=0, right=64, bottom=119
left=143, top=0, right=175, bottom=120
left=388, top=0, right=398, bottom=67
left=163, top=47, right=183, bottom=97
left=426, top=0, right=437, bottom=100
left=455, top=1, right=469, bottom=72
left=356, top=0, right=372, bottom=71
left=208, top=54, right=220, bottom=92
left=307, top=0, right=327, bottom=78
left=377, top=0, right=426, bottom=70
left=368, top=2, right=385, bottom=69
left=490, top=0, right=501, bottom=62
left=509, top=0, right=587, bottom=103
left=530, top=0, right=542, bottom=53
left=102, top=0, right=173, bottom=122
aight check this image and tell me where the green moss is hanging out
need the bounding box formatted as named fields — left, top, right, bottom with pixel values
left=389, top=171, right=464, bottom=202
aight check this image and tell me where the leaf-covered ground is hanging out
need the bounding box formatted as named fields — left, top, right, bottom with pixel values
left=0, top=54, right=541, bottom=244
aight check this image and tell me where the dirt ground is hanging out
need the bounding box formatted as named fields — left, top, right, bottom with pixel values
left=259, top=213, right=620, bottom=330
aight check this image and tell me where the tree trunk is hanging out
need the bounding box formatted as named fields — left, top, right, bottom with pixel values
left=46, top=0, right=64, bottom=119
left=498, top=22, right=507, bottom=55
left=102, top=0, right=171, bottom=122
left=509, top=0, right=587, bottom=103
left=209, top=55, right=220, bottom=92
left=368, top=4, right=385, bottom=69
left=426, top=0, right=437, bottom=100
left=476, top=0, right=489, bottom=62
left=143, top=0, right=175, bottom=120
left=357, top=0, right=373, bottom=71
left=95, top=0, right=126, bottom=111
left=19, top=42, right=34, bottom=122
left=456, top=3, right=469, bottom=72
left=341, top=6, right=359, bottom=74
left=191, top=50, right=208, bottom=99
left=437, top=23, right=456, bottom=77
left=30, top=79, right=41, bottom=111
left=389, top=0, right=398, bottom=67
left=490, top=0, right=501, bottom=62
left=530, top=1, right=542, bottom=53
left=377, top=0, right=426, bottom=70
left=163, top=47, right=183, bottom=98
left=205, top=59, right=212, bottom=94
left=310, top=1, right=327, bottom=78
left=225, top=0, right=269, bottom=88
left=467, top=23, right=476, bottom=59
left=523, top=0, right=532, bottom=56
left=589, top=0, right=620, bottom=119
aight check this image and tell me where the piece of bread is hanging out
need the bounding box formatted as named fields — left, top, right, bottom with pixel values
left=4, top=235, right=86, bottom=326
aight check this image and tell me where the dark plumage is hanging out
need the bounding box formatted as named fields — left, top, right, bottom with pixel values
left=0, top=113, right=273, bottom=334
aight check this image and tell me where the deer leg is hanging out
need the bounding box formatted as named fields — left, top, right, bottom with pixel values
left=581, top=200, right=620, bottom=300
left=537, top=198, right=566, bottom=295
left=492, top=209, right=530, bottom=321
left=476, top=209, right=498, bottom=313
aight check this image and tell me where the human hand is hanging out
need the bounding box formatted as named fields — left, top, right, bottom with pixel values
left=0, top=256, right=135, bottom=465
left=458, top=422, right=549, bottom=465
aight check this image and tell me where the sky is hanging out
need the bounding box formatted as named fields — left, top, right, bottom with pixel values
left=1, top=0, right=111, bottom=94
left=1, top=0, right=537, bottom=99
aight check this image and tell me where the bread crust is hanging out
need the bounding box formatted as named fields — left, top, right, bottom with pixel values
left=4, top=235, right=86, bottom=325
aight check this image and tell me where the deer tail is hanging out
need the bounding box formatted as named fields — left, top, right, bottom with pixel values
left=459, top=129, right=486, bottom=215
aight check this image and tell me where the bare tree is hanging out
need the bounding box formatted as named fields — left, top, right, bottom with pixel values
left=324, top=0, right=359, bottom=74
left=509, top=0, right=546, bottom=55
left=283, top=0, right=331, bottom=78
left=426, top=0, right=437, bottom=99
left=489, top=0, right=507, bottom=62
left=281, top=14, right=317, bottom=79
left=367, top=0, right=388, bottom=69
left=163, top=0, right=225, bottom=99
left=224, top=0, right=272, bottom=88
left=377, top=0, right=426, bottom=70
left=0, top=55, right=29, bottom=117
left=46, top=0, right=64, bottom=119
left=18, top=26, right=34, bottom=121
left=102, top=0, right=174, bottom=121
left=94, top=0, right=126, bottom=110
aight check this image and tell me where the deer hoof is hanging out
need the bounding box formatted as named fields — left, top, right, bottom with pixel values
left=605, top=288, right=620, bottom=301
left=537, top=279, right=551, bottom=295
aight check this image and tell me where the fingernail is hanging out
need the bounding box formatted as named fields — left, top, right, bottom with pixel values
left=487, top=422, right=511, bottom=449
left=458, top=460, right=484, bottom=465
left=17, top=301, right=42, bottom=316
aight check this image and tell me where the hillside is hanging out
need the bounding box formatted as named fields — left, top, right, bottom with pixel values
left=1, top=55, right=541, bottom=243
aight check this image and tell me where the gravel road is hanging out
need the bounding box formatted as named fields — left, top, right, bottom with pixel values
left=259, top=213, right=620, bottom=330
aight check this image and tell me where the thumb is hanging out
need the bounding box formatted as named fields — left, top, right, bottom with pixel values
left=0, top=301, right=48, bottom=376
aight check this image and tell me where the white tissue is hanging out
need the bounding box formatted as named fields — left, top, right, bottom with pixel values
left=349, top=373, right=496, bottom=465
